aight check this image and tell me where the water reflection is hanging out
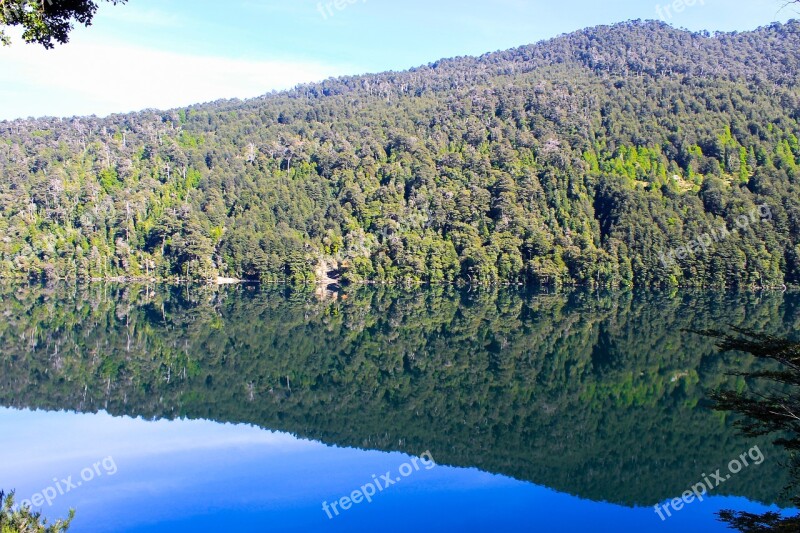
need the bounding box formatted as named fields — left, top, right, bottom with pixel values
left=0, top=408, right=782, bottom=532
left=0, top=284, right=797, bottom=530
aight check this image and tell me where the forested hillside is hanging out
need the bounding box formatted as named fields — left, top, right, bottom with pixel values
left=2, top=20, right=800, bottom=286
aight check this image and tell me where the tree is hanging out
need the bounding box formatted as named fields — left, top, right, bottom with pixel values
left=780, top=1, right=800, bottom=14
left=0, top=491, right=74, bottom=532
left=692, top=328, right=800, bottom=532
left=0, top=0, right=127, bottom=48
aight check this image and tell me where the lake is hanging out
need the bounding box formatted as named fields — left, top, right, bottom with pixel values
left=0, top=284, right=795, bottom=532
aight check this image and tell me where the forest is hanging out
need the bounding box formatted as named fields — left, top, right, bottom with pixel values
left=1, top=20, right=800, bottom=286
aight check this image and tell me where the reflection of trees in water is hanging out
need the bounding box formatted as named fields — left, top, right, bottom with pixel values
left=693, top=328, right=800, bottom=531
left=0, top=284, right=797, bottom=508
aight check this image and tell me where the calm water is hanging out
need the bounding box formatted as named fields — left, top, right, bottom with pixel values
left=0, top=284, right=796, bottom=532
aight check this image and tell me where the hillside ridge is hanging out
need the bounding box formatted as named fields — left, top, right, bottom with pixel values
left=1, top=19, right=799, bottom=287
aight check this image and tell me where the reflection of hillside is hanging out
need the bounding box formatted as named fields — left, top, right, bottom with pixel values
left=0, top=284, right=794, bottom=506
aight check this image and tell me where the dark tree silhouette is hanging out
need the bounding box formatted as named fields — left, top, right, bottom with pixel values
left=693, top=327, right=800, bottom=532
left=0, top=0, right=127, bottom=48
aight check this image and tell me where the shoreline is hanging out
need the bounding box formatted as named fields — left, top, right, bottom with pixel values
left=0, top=275, right=791, bottom=292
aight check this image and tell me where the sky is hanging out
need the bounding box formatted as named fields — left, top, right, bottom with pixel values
left=0, top=0, right=796, bottom=120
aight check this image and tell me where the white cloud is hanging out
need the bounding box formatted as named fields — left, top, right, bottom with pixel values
left=0, top=37, right=351, bottom=119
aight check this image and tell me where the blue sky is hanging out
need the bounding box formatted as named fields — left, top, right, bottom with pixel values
left=0, top=0, right=796, bottom=119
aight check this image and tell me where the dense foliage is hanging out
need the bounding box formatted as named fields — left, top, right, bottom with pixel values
left=693, top=328, right=800, bottom=531
left=0, top=491, right=72, bottom=533
left=0, top=0, right=126, bottom=48
left=0, top=283, right=796, bottom=507
left=2, top=21, right=800, bottom=286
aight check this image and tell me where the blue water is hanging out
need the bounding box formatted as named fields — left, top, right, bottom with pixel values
left=1, top=285, right=797, bottom=531
left=0, top=408, right=783, bottom=532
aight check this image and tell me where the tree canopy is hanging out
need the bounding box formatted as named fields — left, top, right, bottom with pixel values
left=0, top=491, right=73, bottom=532
left=2, top=21, right=800, bottom=287
left=0, top=0, right=126, bottom=48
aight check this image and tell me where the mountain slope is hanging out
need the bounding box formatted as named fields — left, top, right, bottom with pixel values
left=1, top=20, right=800, bottom=286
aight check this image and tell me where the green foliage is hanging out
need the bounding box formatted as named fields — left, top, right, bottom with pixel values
left=0, top=491, right=73, bottom=533
left=0, top=0, right=127, bottom=48
left=2, top=21, right=800, bottom=287
left=98, top=167, right=120, bottom=192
